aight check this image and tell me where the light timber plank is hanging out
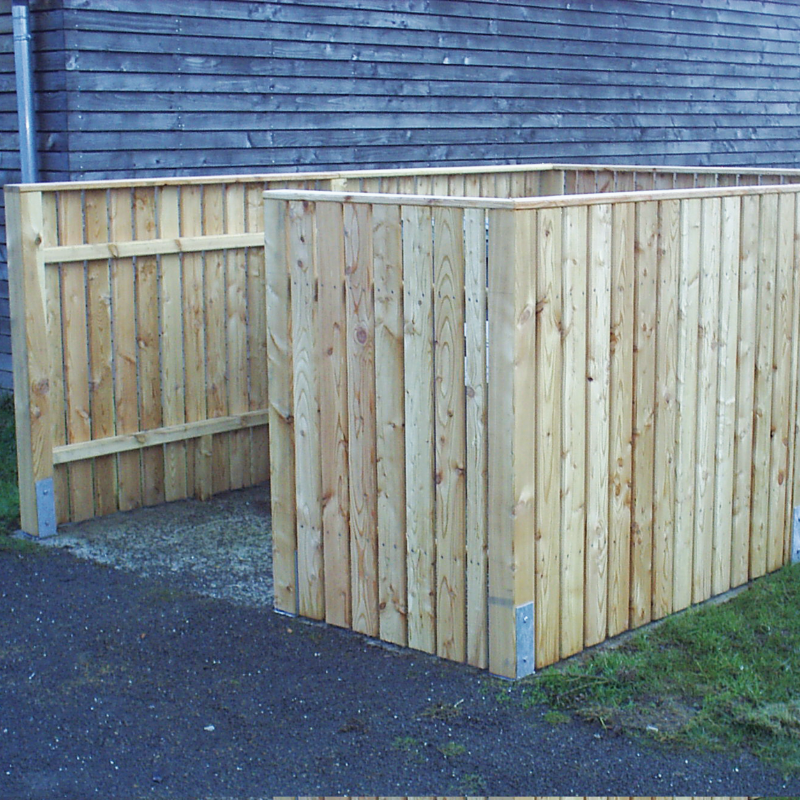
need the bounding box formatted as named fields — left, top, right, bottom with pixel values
left=631, top=200, right=658, bottom=627
left=712, top=196, right=742, bottom=595
left=317, top=201, right=352, bottom=629
left=403, top=204, right=436, bottom=655
left=693, top=198, right=722, bottom=605
left=245, top=183, right=270, bottom=485
left=133, top=187, right=165, bottom=506
left=731, top=195, right=759, bottom=587
left=673, top=198, right=702, bottom=611
left=289, top=200, right=324, bottom=620
left=585, top=203, right=612, bottom=647
left=344, top=202, right=379, bottom=638
left=158, top=186, right=187, bottom=502
left=767, top=192, right=795, bottom=572
left=789, top=197, right=800, bottom=565
left=652, top=198, right=680, bottom=619
left=513, top=208, right=537, bottom=676
left=84, top=188, right=117, bottom=515
left=373, top=203, right=407, bottom=647
left=42, top=192, right=70, bottom=524
left=265, top=198, right=297, bottom=615
left=464, top=206, right=489, bottom=669
left=109, top=187, right=142, bottom=511
left=608, top=202, right=635, bottom=637
left=434, top=205, right=467, bottom=663
left=751, top=193, right=778, bottom=579
left=180, top=185, right=209, bottom=499
left=560, top=204, right=588, bottom=657
left=204, top=185, right=232, bottom=494
left=60, top=190, right=95, bottom=522
left=535, top=205, right=563, bottom=666
left=226, top=184, right=251, bottom=491
left=6, top=188, right=55, bottom=535
left=487, top=207, right=517, bottom=678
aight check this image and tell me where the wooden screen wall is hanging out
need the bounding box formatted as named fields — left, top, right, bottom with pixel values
left=266, top=183, right=800, bottom=676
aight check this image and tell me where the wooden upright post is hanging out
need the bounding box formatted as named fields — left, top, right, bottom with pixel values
left=5, top=187, right=56, bottom=536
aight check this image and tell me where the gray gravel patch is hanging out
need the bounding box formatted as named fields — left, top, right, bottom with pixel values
left=35, top=485, right=273, bottom=608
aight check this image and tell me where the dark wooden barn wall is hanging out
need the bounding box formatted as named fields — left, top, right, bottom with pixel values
left=2, top=0, right=800, bottom=390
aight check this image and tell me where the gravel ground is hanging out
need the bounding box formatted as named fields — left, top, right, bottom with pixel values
left=1, top=486, right=798, bottom=798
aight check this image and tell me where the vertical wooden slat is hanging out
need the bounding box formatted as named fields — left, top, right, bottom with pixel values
left=673, top=198, right=702, bottom=611
left=608, top=202, right=635, bottom=637
left=109, top=187, right=142, bottom=511
left=180, top=185, right=209, bottom=499
left=487, top=207, right=517, bottom=677
left=434, top=205, right=467, bottom=663
left=226, top=184, right=251, bottom=490
left=60, top=190, right=94, bottom=521
left=652, top=198, right=680, bottom=619
left=246, top=183, right=270, bottom=485
left=693, top=198, right=722, bottom=604
left=585, top=203, right=612, bottom=647
left=789, top=195, right=800, bottom=565
left=403, top=205, right=436, bottom=655
left=767, top=192, right=795, bottom=572
left=133, top=187, right=164, bottom=506
left=631, top=200, right=658, bottom=627
left=289, top=200, right=324, bottom=620
left=316, top=202, right=351, bottom=629
left=344, top=202, right=379, bottom=637
left=85, top=189, right=116, bottom=515
left=560, top=204, right=588, bottom=657
left=373, top=203, right=407, bottom=646
left=158, top=186, right=187, bottom=501
left=731, top=195, right=759, bottom=587
left=751, top=193, right=778, bottom=579
left=712, top=196, right=742, bottom=595
left=535, top=205, right=563, bottom=666
left=265, top=197, right=297, bottom=614
left=42, top=192, right=69, bottom=524
left=204, top=185, right=231, bottom=494
left=464, top=206, right=489, bottom=669
left=6, top=188, right=55, bottom=535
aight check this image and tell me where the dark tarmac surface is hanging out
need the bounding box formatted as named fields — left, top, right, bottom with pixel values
left=2, top=538, right=799, bottom=798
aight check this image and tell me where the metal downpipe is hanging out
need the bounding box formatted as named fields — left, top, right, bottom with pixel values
left=12, top=0, right=39, bottom=183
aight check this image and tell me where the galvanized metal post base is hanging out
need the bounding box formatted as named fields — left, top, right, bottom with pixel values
left=515, top=601, right=535, bottom=678
left=34, top=477, right=57, bottom=537
left=793, top=506, right=800, bottom=565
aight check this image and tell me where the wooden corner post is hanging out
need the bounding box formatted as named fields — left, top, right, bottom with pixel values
left=487, top=206, right=537, bottom=678
left=5, top=187, right=56, bottom=536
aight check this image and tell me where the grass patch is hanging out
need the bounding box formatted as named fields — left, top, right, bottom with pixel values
left=0, top=394, right=19, bottom=536
left=437, top=741, right=466, bottom=758
left=522, top=565, right=800, bottom=774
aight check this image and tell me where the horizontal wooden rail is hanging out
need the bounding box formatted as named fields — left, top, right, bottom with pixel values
left=43, top=232, right=264, bottom=264
left=265, top=181, right=800, bottom=210
left=52, top=411, right=269, bottom=464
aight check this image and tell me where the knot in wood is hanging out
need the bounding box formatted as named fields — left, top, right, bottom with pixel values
left=355, top=326, right=368, bottom=345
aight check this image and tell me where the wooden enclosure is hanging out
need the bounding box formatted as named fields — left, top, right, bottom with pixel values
left=7, top=163, right=800, bottom=676
left=264, top=172, right=800, bottom=677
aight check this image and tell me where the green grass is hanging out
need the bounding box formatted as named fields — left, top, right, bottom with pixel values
left=521, top=565, right=800, bottom=774
left=0, top=395, right=19, bottom=535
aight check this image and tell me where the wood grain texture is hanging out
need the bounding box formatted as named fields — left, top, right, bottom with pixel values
left=316, top=201, right=352, bottom=629
left=373, top=202, right=407, bottom=646
left=463, top=206, right=489, bottom=669
left=402, top=204, right=436, bottom=655
left=433, top=205, right=467, bottom=663
left=585, top=203, right=612, bottom=647
left=265, top=198, right=297, bottom=614
left=652, top=198, right=680, bottom=619
left=535, top=205, right=563, bottom=666
left=344, top=202, right=379, bottom=637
